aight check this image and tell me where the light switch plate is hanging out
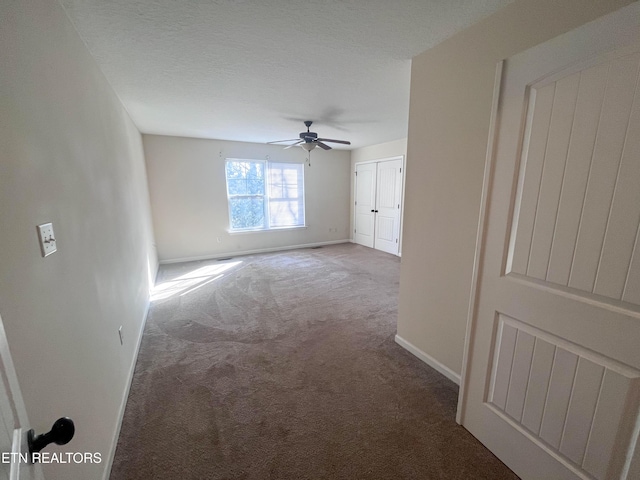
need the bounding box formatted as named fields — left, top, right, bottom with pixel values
left=37, top=223, right=57, bottom=257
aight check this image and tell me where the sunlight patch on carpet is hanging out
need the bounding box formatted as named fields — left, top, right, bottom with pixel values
left=151, top=261, right=242, bottom=301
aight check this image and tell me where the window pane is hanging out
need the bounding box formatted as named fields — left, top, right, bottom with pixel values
left=226, top=161, right=265, bottom=196
left=269, top=199, right=303, bottom=227
left=227, top=178, right=248, bottom=195
left=268, top=163, right=305, bottom=227
left=229, top=197, right=265, bottom=230
left=246, top=162, right=265, bottom=195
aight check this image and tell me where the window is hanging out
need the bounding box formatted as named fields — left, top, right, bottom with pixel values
left=225, top=159, right=305, bottom=231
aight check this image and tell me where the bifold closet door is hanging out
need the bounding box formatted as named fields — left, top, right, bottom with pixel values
left=354, top=159, right=402, bottom=255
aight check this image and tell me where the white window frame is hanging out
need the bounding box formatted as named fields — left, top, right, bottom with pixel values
left=225, top=159, right=306, bottom=232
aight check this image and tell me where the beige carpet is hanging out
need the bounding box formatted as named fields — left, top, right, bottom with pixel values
left=111, top=243, right=518, bottom=479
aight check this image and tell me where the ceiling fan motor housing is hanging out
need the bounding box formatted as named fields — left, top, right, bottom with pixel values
left=300, top=131, right=318, bottom=142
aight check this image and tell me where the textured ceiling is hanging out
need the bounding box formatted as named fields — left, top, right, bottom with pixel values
left=59, top=0, right=514, bottom=149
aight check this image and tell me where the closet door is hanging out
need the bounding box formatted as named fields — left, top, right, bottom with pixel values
left=354, top=162, right=376, bottom=248
left=354, top=158, right=403, bottom=255
left=373, top=159, right=402, bottom=255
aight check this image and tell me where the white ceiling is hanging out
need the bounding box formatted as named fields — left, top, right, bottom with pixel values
left=59, top=0, right=514, bottom=149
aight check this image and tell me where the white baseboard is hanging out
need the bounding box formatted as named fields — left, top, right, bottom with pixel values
left=159, top=239, right=351, bottom=264
left=395, top=335, right=461, bottom=385
left=102, top=268, right=157, bottom=480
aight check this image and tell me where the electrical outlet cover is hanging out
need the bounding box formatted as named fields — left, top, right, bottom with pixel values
left=37, top=223, right=57, bottom=257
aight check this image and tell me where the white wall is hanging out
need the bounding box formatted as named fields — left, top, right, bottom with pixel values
left=349, top=138, right=407, bottom=251
left=144, top=134, right=352, bottom=262
left=350, top=138, right=407, bottom=167
left=0, top=1, right=157, bottom=479
left=397, top=0, right=634, bottom=377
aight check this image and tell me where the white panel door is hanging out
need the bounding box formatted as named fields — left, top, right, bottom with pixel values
left=354, top=163, right=376, bottom=248
left=373, top=159, right=402, bottom=255
left=460, top=4, right=640, bottom=480
left=0, top=314, right=44, bottom=480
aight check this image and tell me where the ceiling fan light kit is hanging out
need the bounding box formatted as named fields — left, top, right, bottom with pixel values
left=301, top=143, right=316, bottom=152
left=268, top=121, right=351, bottom=165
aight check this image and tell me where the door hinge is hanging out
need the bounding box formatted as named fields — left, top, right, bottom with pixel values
left=400, top=168, right=402, bottom=173
left=355, top=201, right=357, bottom=206
left=396, top=239, right=398, bottom=243
left=355, top=171, right=358, bottom=176
left=398, top=204, right=400, bottom=209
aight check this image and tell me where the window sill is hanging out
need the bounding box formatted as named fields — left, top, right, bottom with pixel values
left=227, top=226, right=308, bottom=235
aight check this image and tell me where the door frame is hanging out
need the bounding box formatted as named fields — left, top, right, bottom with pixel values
left=352, top=155, right=406, bottom=256
left=457, top=60, right=504, bottom=424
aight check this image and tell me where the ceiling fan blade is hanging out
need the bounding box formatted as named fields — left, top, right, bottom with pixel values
left=316, top=141, right=331, bottom=150
left=284, top=140, right=304, bottom=149
left=267, top=139, right=300, bottom=144
left=317, top=138, right=351, bottom=145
